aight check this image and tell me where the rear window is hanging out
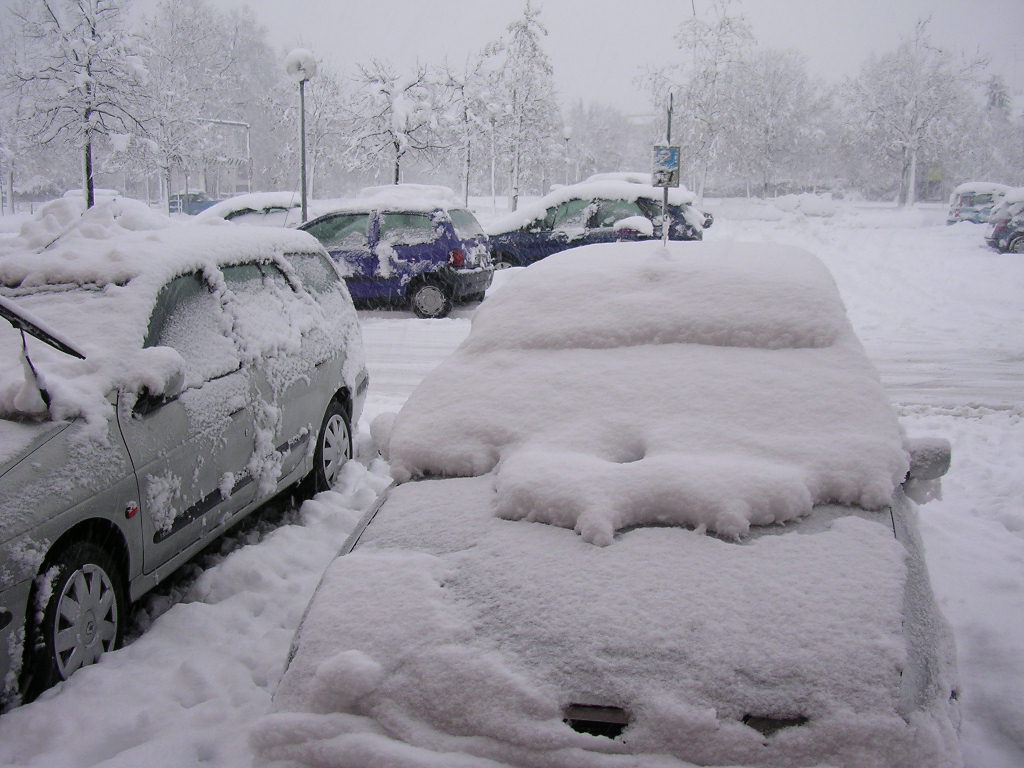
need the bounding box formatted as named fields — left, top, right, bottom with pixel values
left=448, top=209, right=485, bottom=239
left=379, top=213, right=437, bottom=246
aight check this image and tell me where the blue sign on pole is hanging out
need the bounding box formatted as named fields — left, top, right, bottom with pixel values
left=652, top=145, right=681, bottom=188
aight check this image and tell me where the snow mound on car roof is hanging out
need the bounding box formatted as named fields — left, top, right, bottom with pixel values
left=386, top=240, right=909, bottom=544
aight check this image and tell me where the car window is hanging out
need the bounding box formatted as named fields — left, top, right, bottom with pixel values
left=448, top=209, right=485, bottom=239
left=287, top=251, right=346, bottom=298
left=379, top=213, right=438, bottom=246
left=305, top=213, right=369, bottom=249
left=592, top=199, right=647, bottom=228
left=145, top=273, right=240, bottom=386
left=222, top=263, right=295, bottom=342
left=550, top=199, right=591, bottom=230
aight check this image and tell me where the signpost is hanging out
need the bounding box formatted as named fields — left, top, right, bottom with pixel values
left=652, top=93, right=679, bottom=247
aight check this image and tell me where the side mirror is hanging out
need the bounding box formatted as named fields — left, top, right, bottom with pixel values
left=903, top=437, right=951, bottom=505
left=906, top=437, right=951, bottom=481
left=133, top=369, right=185, bottom=417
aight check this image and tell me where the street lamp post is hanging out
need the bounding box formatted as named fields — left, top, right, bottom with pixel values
left=563, top=126, right=572, bottom=186
left=285, top=49, right=317, bottom=223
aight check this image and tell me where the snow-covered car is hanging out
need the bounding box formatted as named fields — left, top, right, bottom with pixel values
left=299, top=185, right=493, bottom=319
left=984, top=187, right=1024, bottom=252
left=0, top=198, right=367, bottom=707
left=257, top=241, right=960, bottom=768
left=195, top=191, right=303, bottom=226
left=488, top=178, right=711, bottom=268
left=946, top=181, right=1011, bottom=224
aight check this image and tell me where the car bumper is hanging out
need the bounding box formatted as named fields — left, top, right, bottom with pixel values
left=0, top=578, right=30, bottom=708
left=440, top=266, right=494, bottom=299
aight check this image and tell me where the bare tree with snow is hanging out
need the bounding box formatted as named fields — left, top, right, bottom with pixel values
left=8, top=0, right=146, bottom=208
left=845, top=20, right=986, bottom=206
left=343, top=60, right=449, bottom=185
left=490, top=1, right=561, bottom=210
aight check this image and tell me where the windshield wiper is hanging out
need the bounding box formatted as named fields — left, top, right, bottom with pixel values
left=0, top=295, right=86, bottom=359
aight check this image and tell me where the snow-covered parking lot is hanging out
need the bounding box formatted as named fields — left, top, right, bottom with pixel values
left=0, top=200, right=1021, bottom=768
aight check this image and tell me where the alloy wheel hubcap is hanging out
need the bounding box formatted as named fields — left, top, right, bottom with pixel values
left=53, top=564, right=118, bottom=679
left=321, top=414, right=350, bottom=485
left=414, top=286, right=445, bottom=316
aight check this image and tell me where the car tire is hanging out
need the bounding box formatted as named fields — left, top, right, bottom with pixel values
left=1010, top=237, right=1024, bottom=254
left=311, top=400, right=352, bottom=492
left=494, top=254, right=517, bottom=269
left=23, top=541, right=125, bottom=701
left=409, top=282, right=452, bottom=319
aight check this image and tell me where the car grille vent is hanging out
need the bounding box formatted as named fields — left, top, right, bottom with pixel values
left=564, top=704, right=630, bottom=739
left=742, top=713, right=808, bottom=737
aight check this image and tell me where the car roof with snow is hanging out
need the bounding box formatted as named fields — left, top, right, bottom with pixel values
left=488, top=179, right=697, bottom=235
left=949, top=181, right=1012, bottom=197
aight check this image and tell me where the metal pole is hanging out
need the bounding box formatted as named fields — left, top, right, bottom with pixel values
left=299, top=78, right=308, bottom=223
left=662, top=93, right=673, bottom=248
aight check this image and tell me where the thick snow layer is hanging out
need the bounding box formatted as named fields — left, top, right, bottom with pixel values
left=488, top=180, right=696, bottom=235
left=262, top=478, right=958, bottom=768
left=387, top=241, right=908, bottom=543
left=949, top=181, right=1011, bottom=198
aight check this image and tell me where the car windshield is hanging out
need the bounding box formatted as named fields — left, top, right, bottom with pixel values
left=448, top=209, right=485, bottom=239
left=379, top=213, right=437, bottom=245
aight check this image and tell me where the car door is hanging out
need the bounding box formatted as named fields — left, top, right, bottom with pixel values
left=584, top=198, right=651, bottom=245
left=522, top=198, right=593, bottom=263
left=376, top=211, right=443, bottom=295
left=117, top=272, right=257, bottom=572
left=303, top=212, right=378, bottom=301
left=219, top=261, right=324, bottom=499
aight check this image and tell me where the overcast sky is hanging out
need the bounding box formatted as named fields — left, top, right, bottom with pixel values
left=157, top=0, right=1024, bottom=115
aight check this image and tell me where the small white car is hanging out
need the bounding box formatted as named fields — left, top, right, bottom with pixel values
left=260, top=240, right=959, bottom=768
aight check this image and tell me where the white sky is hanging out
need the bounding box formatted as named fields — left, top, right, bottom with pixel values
left=190, top=0, right=1024, bottom=115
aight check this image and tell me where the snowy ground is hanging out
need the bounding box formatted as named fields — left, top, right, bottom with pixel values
left=0, top=200, right=1021, bottom=768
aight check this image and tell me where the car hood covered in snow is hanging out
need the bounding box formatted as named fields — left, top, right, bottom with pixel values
left=258, top=476, right=959, bottom=768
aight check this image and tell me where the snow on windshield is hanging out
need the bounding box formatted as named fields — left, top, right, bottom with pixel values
left=386, top=240, right=908, bottom=544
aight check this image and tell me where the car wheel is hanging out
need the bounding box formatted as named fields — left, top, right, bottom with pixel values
left=23, top=541, right=125, bottom=700
left=311, top=400, right=352, bottom=492
left=409, top=282, right=452, bottom=319
left=494, top=254, right=516, bottom=269
left=1010, top=237, right=1024, bottom=254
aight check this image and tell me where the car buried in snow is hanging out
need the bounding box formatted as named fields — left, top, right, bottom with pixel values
left=0, top=198, right=367, bottom=708
left=487, top=176, right=711, bottom=268
left=946, top=181, right=1011, bottom=225
left=299, top=185, right=494, bottom=319
left=984, top=187, right=1024, bottom=253
left=257, top=240, right=960, bottom=768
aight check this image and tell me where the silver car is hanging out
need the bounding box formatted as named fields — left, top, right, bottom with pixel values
left=0, top=211, right=367, bottom=707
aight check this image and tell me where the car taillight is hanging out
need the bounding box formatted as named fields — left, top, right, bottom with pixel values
left=448, top=248, right=465, bottom=267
